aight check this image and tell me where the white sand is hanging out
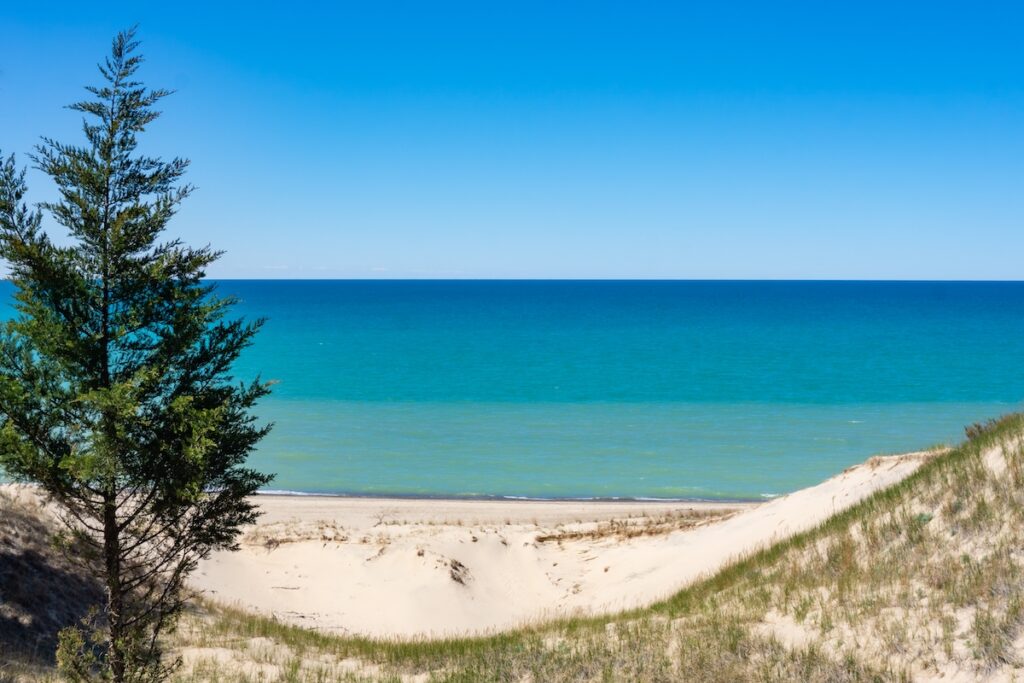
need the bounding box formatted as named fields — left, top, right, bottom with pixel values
left=193, top=450, right=934, bottom=638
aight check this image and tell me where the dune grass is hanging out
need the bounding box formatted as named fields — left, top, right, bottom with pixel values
left=162, top=414, right=1024, bottom=682
left=7, top=415, right=1024, bottom=681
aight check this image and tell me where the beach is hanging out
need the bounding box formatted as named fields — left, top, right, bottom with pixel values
left=192, top=449, right=935, bottom=638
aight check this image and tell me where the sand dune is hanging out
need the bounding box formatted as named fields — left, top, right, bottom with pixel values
left=193, top=450, right=935, bottom=638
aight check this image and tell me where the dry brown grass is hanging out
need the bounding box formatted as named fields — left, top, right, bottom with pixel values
left=534, top=507, right=738, bottom=544
left=240, top=520, right=351, bottom=550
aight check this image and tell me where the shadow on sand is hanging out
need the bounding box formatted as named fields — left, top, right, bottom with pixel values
left=0, top=492, right=103, bottom=677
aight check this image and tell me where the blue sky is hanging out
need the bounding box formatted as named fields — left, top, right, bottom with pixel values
left=1, top=2, right=1021, bottom=279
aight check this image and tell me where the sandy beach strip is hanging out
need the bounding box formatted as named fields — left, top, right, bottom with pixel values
left=192, top=449, right=936, bottom=638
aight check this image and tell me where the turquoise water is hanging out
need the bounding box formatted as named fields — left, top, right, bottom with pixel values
left=7, top=281, right=1024, bottom=499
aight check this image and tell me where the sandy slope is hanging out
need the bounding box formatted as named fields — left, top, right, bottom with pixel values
left=193, top=450, right=934, bottom=638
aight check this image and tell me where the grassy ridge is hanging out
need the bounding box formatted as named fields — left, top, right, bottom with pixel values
left=169, top=414, right=1024, bottom=682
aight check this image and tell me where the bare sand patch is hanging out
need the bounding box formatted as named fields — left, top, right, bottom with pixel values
left=192, top=450, right=934, bottom=638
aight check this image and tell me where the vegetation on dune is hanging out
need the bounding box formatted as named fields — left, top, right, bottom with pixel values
left=7, top=413, right=1023, bottom=681
left=159, top=414, right=1024, bottom=682
left=0, top=29, right=271, bottom=682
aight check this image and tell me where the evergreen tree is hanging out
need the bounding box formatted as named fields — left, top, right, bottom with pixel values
left=0, top=29, right=273, bottom=682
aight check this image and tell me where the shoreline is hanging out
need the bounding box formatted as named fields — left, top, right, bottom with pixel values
left=0, top=479, right=768, bottom=504
left=254, top=489, right=769, bottom=504
left=229, top=493, right=746, bottom=530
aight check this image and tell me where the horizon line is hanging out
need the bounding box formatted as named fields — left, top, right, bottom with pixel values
left=5, top=276, right=1024, bottom=283
left=197, top=277, right=1024, bottom=283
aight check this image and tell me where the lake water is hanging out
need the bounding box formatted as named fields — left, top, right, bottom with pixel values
left=223, top=280, right=1024, bottom=499
left=6, top=280, right=1024, bottom=500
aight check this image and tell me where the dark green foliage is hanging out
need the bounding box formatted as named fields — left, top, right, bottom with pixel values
left=964, top=416, right=1004, bottom=441
left=0, top=29, right=272, bottom=682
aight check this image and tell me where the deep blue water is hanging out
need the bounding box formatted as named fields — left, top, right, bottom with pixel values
left=7, top=281, right=1024, bottom=499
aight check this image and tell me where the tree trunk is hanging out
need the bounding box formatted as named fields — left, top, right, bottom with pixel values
left=103, top=496, right=125, bottom=683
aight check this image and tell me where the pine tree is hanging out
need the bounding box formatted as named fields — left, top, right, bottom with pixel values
left=0, top=29, right=273, bottom=681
